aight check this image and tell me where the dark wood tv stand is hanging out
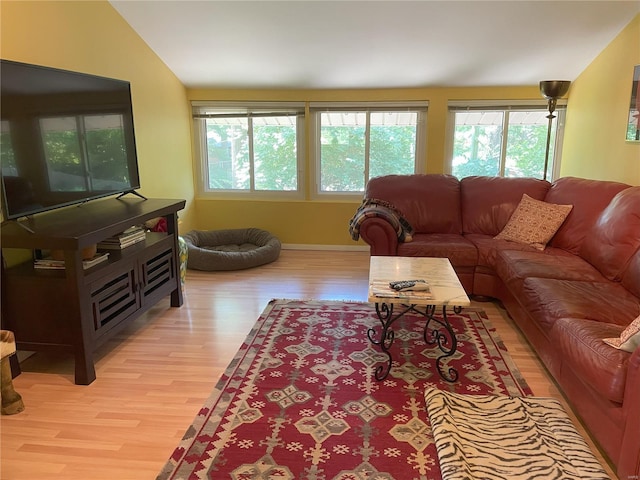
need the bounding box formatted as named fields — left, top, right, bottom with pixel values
left=0, top=197, right=186, bottom=385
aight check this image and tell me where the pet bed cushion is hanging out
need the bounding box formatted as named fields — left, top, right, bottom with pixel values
left=182, top=228, right=281, bottom=271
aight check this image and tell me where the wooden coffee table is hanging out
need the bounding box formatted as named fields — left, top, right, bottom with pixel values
left=368, top=256, right=470, bottom=382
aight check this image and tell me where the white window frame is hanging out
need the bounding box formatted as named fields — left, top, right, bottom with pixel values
left=309, top=102, right=428, bottom=200
left=445, top=100, right=567, bottom=180
left=192, top=101, right=305, bottom=200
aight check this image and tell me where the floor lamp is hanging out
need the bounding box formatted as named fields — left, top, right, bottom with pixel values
left=540, top=80, right=571, bottom=180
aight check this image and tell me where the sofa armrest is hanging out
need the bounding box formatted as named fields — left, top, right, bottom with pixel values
left=618, top=345, right=640, bottom=479
left=359, top=217, right=399, bottom=256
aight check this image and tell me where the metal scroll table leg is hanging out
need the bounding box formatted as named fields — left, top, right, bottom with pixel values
left=367, top=303, right=408, bottom=381
left=424, top=305, right=460, bottom=383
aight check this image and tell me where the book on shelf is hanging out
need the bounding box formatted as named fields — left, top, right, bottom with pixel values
left=97, top=236, right=145, bottom=249
left=34, top=252, right=110, bottom=270
left=97, top=226, right=146, bottom=250
left=119, top=225, right=146, bottom=239
left=82, top=252, right=110, bottom=268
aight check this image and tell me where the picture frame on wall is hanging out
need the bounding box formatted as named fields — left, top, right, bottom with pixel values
left=626, top=65, right=640, bottom=142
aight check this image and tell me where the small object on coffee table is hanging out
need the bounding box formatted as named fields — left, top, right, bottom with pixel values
left=389, top=279, right=429, bottom=291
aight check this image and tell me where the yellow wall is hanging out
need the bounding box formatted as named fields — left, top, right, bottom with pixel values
left=187, top=86, right=539, bottom=246
left=0, top=1, right=196, bottom=231
left=561, top=14, right=640, bottom=184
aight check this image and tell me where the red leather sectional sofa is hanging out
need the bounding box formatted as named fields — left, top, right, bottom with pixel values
left=354, top=174, right=640, bottom=479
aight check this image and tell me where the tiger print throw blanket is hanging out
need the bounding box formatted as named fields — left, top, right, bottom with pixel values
left=424, top=389, right=609, bottom=480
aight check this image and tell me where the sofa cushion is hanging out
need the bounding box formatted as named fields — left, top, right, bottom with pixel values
left=365, top=174, right=462, bottom=234
left=460, top=176, right=550, bottom=235
left=397, top=233, right=478, bottom=267
left=494, top=194, right=572, bottom=250
left=604, top=315, right=640, bottom=353
left=496, top=249, right=607, bottom=293
left=465, top=233, right=541, bottom=269
left=580, top=186, right=640, bottom=282
left=546, top=177, right=630, bottom=254
left=580, top=187, right=640, bottom=281
left=519, top=277, right=640, bottom=331
left=553, top=317, right=629, bottom=404
left=622, top=248, right=640, bottom=299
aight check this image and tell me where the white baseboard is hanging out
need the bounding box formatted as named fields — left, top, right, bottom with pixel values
left=282, top=243, right=369, bottom=252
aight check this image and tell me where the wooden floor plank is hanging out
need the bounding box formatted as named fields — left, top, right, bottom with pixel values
left=1, top=250, right=617, bottom=479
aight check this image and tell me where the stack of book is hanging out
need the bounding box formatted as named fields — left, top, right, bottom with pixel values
left=97, top=226, right=146, bottom=250
left=34, top=252, right=110, bottom=270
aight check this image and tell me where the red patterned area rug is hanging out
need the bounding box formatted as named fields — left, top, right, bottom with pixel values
left=157, top=299, right=532, bottom=480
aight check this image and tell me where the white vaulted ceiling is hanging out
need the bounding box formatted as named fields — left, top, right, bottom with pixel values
left=110, top=0, right=640, bottom=89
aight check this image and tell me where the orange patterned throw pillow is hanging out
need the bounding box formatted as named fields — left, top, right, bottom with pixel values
left=604, top=315, right=640, bottom=353
left=494, top=194, right=573, bottom=250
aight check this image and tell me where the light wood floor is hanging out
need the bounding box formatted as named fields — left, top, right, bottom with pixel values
left=1, top=249, right=617, bottom=479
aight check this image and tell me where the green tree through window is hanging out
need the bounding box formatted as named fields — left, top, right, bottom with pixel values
left=193, top=102, right=426, bottom=197
left=316, top=109, right=423, bottom=193
left=197, top=108, right=302, bottom=193
left=450, top=108, right=562, bottom=179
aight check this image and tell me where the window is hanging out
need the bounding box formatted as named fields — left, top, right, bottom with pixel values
left=192, top=102, right=304, bottom=197
left=310, top=103, right=427, bottom=196
left=447, top=102, right=566, bottom=180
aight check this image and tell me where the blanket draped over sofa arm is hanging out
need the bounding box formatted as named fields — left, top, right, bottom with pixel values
left=349, top=198, right=414, bottom=243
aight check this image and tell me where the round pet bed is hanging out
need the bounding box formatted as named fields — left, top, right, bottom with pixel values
left=183, top=228, right=281, bottom=271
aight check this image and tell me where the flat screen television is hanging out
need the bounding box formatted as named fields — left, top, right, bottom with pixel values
left=0, top=59, right=141, bottom=220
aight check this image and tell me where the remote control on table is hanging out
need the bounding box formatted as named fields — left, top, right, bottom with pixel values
left=389, top=280, right=429, bottom=292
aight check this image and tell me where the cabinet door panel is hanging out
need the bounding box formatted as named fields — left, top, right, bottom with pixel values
left=141, top=242, right=176, bottom=303
left=90, top=267, right=139, bottom=335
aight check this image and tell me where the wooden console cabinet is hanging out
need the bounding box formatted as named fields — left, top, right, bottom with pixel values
left=0, top=197, right=186, bottom=385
